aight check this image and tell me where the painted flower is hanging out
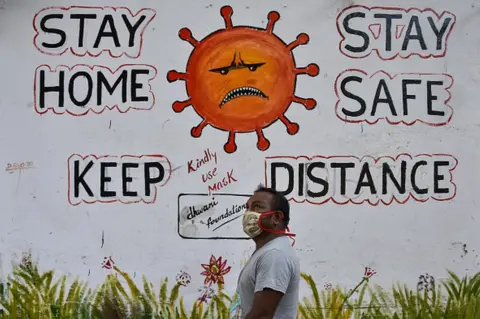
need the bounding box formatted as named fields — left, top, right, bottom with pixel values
left=102, top=256, right=115, bottom=270
left=200, top=255, right=231, bottom=285
left=324, top=282, right=333, bottom=291
left=21, top=253, right=33, bottom=269
left=417, top=273, right=435, bottom=292
left=197, top=285, right=216, bottom=304
left=175, top=270, right=192, bottom=286
left=364, top=267, right=377, bottom=279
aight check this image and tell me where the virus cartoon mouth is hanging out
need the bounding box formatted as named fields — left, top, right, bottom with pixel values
left=220, top=86, right=268, bottom=107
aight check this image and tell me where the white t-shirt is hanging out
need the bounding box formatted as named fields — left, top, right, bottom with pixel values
left=231, top=236, right=300, bottom=319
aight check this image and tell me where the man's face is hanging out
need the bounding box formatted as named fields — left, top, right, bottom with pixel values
left=246, top=191, right=283, bottom=230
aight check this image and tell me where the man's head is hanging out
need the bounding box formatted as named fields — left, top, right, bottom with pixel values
left=245, top=185, right=290, bottom=233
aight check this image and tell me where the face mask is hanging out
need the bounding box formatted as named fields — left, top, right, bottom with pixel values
left=243, top=210, right=263, bottom=238
left=242, top=210, right=296, bottom=246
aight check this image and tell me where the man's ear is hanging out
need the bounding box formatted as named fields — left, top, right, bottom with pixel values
left=274, top=211, right=285, bottom=226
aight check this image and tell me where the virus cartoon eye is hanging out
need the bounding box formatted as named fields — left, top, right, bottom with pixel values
left=209, top=66, right=231, bottom=75
left=245, top=63, right=265, bottom=72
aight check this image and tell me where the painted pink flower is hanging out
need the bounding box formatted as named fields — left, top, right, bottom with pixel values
left=364, top=267, right=376, bottom=279
left=200, top=255, right=231, bottom=285
left=197, top=285, right=215, bottom=304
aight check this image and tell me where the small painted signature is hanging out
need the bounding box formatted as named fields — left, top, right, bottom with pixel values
left=6, top=161, right=34, bottom=172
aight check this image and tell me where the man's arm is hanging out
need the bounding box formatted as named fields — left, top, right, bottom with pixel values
left=245, top=249, right=292, bottom=319
left=245, top=288, right=284, bottom=319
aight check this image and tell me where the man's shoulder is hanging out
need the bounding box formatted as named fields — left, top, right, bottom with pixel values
left=266, top=237, right=298, bottom=256
left=258, top=244, right=299, bottom=266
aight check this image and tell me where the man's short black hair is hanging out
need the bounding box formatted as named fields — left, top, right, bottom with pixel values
left=254, top=185, right=290, bottom=227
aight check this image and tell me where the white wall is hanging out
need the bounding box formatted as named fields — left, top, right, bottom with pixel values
left=0, top=0, right=478, bottom=305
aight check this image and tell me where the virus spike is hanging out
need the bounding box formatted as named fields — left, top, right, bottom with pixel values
left=191, top=120, right=208, bottom=137
left=295, top=63, right=320, bottom=77
left=179, top=28, right=198, bottom=47
left=172, top=99, right=192, bottom=113
left=224, top=131, right=237, bottom=153
left=266, top=11, right=280, bottom=33
left=255, top=129, right=270, bottom=151
left=167, top=70, right=188, bottom=83
left=279, top=115, right=299, bottom=135
left=220, top=6, right=234, bottom=29
left=293, top=96, right=317, bottom=110
left=288, top=33, right=309, bottom=51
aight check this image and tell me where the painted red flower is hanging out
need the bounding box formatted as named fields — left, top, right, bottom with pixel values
left=200, top=255, right=231, bottom=285
left=102, top=256, right=115, bottom=270
left=364, top=267, right=376, bottom=279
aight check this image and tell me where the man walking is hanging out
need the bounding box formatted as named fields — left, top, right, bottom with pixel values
left=230, top=186, right=300, bottom=319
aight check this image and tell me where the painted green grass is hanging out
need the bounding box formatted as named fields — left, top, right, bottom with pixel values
left=1, top=259, right=480, bottom=318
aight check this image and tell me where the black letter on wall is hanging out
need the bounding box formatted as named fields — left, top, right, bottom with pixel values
left=270, top=162, right=294, bottom=196
left=97, top=70, right=128, bottom=105
left=373, top=14, right=402, bottom=51
left=402, top=79, right=421, bottom=116
left=144, top=162, right=165, bottom=197
left=331, top=162, right=355, bottom=195
left=68, top=71, right=93, bottom=107
left=342, top=12, right=370, bottom=53
left=39, top=70, right=65, bottom=109
left=427, top=81, right=445, bottom=116
left=434, top=161, right=450, bottom=194
left=100, top=162, right=117, bottom=197
left=93, top=15, right=120, bottom=48
left=73, top=160, right=94, bottom=198
left=354, top=163, right=377, bottom=195
left=70, top=14, right=97, bottom=47
left=122, top=163, right=139, bottom=197
left=39, top=14, right=66, bottom=48
left=382, top=161, right=407, bottom=194
left=371, top=79, right=397, bottom=116
left=131, top=69, right=150, bottom=102
left=411, top=160, right=428, bottom=194
left=340, top=76, right=366, bottom=117
left=306, top=162, right=329, bottom=197
left=122, top=14, right=146, bottom=47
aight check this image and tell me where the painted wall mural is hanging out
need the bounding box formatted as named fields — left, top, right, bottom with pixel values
left=178, top=193, right=249, bottom=239
left=67, top=154, right=171, bottom=205
left=167, top=5, right=319, bottom=153
left=336, top=6, right=455, bottom=60
left=34, top=64, right=157, bottom=115
left=265, top=154, right=457, bottom=205
left=185, top=148, right=238, bottom=193
left=335, top=70, right=454, bottom=126
left=1, top=0, right=478, bottom=316
left=33, top=6, right=156, bottom=57
left=33, top=6, right=157, bottom=115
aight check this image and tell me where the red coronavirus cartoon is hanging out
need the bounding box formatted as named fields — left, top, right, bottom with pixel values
left=167, top=6, right=319, bottom=153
